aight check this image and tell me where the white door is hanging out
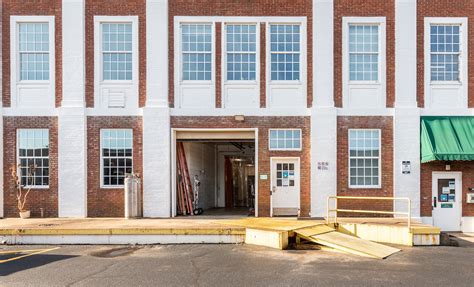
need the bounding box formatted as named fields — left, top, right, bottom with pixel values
left=271, top=158, right=300, bottom=216
left=432, top=172, right=462, bottom=231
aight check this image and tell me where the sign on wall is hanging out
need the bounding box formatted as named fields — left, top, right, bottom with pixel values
left=402, top=161, right=411, bottom=174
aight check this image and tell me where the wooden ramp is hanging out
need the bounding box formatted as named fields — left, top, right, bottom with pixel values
left=294, top=226, right=401, bottom=259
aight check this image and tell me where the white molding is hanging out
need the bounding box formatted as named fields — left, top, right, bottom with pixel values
left=342, top=17, right=386, bottom=109
left=93, top=16, right=139, bottom=109
left=424, top=17, right=468, bottom=109
left=336, top=107, right=394, bottom=116
left=10, top=16, right=56, bottom=108
left=170, top=107, right=311, bottom=116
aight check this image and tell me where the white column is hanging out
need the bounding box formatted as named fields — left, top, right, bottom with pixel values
left=394, top=0, right=420, bottom=218
left=0, top=3, right=3, bottom=218
left=311, top=0, right=337, bottom=218
left=58, top=0, right=87, bottom=217
left=395, top=0, right=417, bottom=108
left=143, top=0, right=171, bottom=217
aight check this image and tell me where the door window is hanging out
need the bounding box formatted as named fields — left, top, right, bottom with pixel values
left=437, top=178, right=456, bottom=208
left=276, top=163, right=295, bottom=187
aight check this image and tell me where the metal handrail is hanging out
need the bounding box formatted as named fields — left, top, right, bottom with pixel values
left=326, top=196, right=412, bottom=229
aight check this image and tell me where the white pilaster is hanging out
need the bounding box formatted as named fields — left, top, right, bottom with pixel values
left=311, top=0, right=337, bottom=218
left=143, top=0, right=171, bottom=217
left=0, top=3, right=3, bottom=218
left=313, top=0, right=334, bottom=108
left=58, top=0, right=87, bottom=217
left=394, top=0, right=420, bottom=218
left=395, top=0, right=417, bottom=108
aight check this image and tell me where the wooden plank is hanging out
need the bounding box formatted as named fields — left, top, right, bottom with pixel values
left=245, top=228, right=288, bottom=250
left=307, top=232, right=401, bottom=259
left=293, top=225, right=335, bottom=237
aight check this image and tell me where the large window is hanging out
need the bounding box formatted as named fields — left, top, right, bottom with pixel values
left=101, top=129, right=133, bottom=187
left=349, top=24, right=379, bottom=81
left=102, top=23, right=133, bottom=81
left=226, top=24, right=257, bottom=81
left=349, top=129, right=380, bottom=188
left=430, top=24, right=461, bottom=82
left=17, top=129, right=49, bottom=187
left=181, top=23, right=212, bottom=81
left=19, top=23, right=50, bottom=81
left=270, top=24, right=300, bottom=81
left=269, top=129, right=302, bottom=151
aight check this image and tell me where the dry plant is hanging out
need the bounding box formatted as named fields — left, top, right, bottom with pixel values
left=10, top=163, right=36, bottom=212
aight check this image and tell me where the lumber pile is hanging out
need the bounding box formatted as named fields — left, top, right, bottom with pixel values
left=176, top=142, right=194, bottom=216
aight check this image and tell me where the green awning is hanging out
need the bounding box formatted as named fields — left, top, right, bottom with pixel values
left=421, top=116, right=474, bottom=163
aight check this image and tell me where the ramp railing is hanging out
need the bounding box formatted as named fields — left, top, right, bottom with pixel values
left=326, top=196, right=412, bottom=229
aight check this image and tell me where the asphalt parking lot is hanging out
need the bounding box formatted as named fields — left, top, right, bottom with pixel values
left=1, top=236, right=474, bottom=287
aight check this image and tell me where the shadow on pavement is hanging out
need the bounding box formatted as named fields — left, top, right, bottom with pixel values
left=0, top=253, right=77, bottom=276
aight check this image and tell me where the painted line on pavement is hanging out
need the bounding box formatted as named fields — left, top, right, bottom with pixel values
left=0, top=247, right=60, bottom=264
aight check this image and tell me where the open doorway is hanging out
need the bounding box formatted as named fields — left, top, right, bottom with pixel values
left=173, top=132, right=257, bottom=218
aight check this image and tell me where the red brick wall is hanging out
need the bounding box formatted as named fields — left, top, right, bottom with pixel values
left=87, top=116, right=143, bottom=217
left=171, top=116, right=311, bottom=217
left=334, top=0, right=395, bottom=108
left=2, top=0, right=62, bottom=107
left=337, top=116, right=394, bottom=215
left=85, top=0, right=146, bottom=108
left=168, top=0, right=313, bottom=108
left=3, top=117, right=58, bottom=218
left=417, top=0, right=474, bottom=108
left=421, top=162, right=474, bottom=217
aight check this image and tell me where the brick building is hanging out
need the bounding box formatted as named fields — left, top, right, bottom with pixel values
left=1, top=0, right=473, bottom=232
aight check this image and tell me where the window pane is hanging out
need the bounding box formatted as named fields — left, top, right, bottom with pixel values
left=348, top=129, right=380, bottom=187
left=226, top=24, right=257, bottom=81
left=19, top=23, right=49, bottom=81
left=270, top=24, right=300, bottom=81
left=269, top=129, right=302, bottom=150
left=18, top=129, right=49, bottom=187
left=182, top=24, right=212, bottom=81
left=430, top=24, right=461, bottom=81
left=348, top=24, right=379, bottom=81
left=101, top=129, right=133, bottom=186
left=102, top=23, right=133, bottom=80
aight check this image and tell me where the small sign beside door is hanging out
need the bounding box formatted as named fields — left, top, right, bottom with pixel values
left=402, top=161, right=411, bottom=174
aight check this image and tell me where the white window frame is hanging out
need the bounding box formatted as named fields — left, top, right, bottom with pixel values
left=16, top=128, right=50, bottom=189
left=223, top=22, right=260, bottom=84
left=268, top=128, right=302, bottom=151
left=424, top=17, right=468, bottom=109
left=348, top=129, right=381, bottom=189
left=94, top=16, right=139, bottom=108
left=100, top=129, right=134, bottom=188
left=10, top=16, right=55, bottom=108
left=342, top=17, right=386, bottom=108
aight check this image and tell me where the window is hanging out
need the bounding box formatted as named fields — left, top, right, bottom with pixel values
left=19, top=23, right=50, bottom=81
left=226, top=24, right=257, bottom=81
left=17, top=129, right=49, bottom=187
left=276, top=163, right=295, bottom=187
left=349, top=129, right=380, bottom=188
left=430, top=24, right=461, bottom=81
left=101, top=129, right=133, bottom=187
left=181, top=23, right=212, bottom=81
left=102, top=23, right=133, bottom=81
left=270, top=24, right=300, bottom=81
left=349, top=25, right=379, bottom=81
left=269, top=129, right=301, bottom=150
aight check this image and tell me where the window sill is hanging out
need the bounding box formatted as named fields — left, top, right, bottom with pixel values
left=348, top=81, right=381, bottom=86
left=268, top=80, right=302, bottom=85
left=180, top=80, right=214, bottom=85
left=430, top=81, right=462, bottom=86
left=269, top=148, right=302, bottom=152
left=100, top=185, right=125, bottom=189
left=348, top=185, right=382, bottom=189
